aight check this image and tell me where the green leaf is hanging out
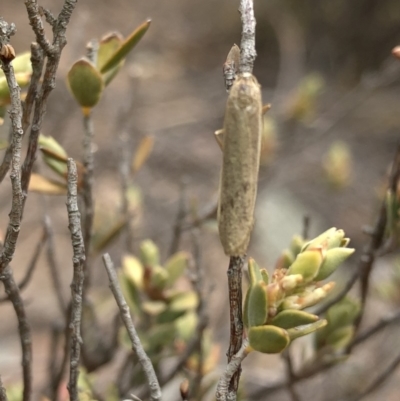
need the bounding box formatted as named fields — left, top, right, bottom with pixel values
left=164, top=251, right=189, bottom=287
left=100, top=20, right=151, bottom=74
left=122, top=255, right=144, bottom=288
left=287, top=248, right=324, bottom=283
left=67, top=58, right=104, bottom=108
left=139, top=239, right=160, bottom=267
left=97, top=32, right=124, bottom=86
left=248, top=325, right=290, bottom=354
left=168, top=291, right=198, bottom=312
left=287, top=319, right=327, bottom=341
left=326, top=297, right=360, bottom=331
left=270, top=309, right=318, bottom=329
left=248, top=258, right=263, bottom=285
left=247, top=282, right=268, bottom=327
left=314, top=247, right=355, bottom=281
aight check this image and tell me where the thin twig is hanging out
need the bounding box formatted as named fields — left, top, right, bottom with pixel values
left=22, top=42, right=44, bottom=134
left=0, top=267, right=32, bottom=401
left=216, top=339, right=250, bottom=401
left=49, top=310, right=71, bottom=401
left=0, top=375, right=8, bottom=401
left=346, top=352, right=400, bottom=401
left=0, top=228, right=47, bottom=303
left=315, top=146, right=400, bottom=317
left=181, top=198, right=218, bottom=232
left=169, top=178, right=188, bottom=256
left=46, top=323, right=63, bottom=400
left=283, top=350, right=302, bottom=401
left=21, top=0, right=78, bottom=211
left=226, top=255, right=245, bottom=399
left=0, top=23, right=33, bottom=401
left=302, top=215, right=310, bottom=240
left=66, top=159, right=86, bottom=401
left=82, top=111, right=95, bottom=290
left=43, top=213, right=67, bottom=314
left=24, top=1, right=53, bottom=55
left=238, top=0, right=257, bottom=74
left=355, top=144, right=400, bottom=331
left=119, top=131, right=134, bottom=253
left=351, top=309, right=400, bottom=348
left=0, top=24, right=25, bottom=272
left=190, top=227, right=209, bottom=398
left=103, top=253, right=162, bottom=401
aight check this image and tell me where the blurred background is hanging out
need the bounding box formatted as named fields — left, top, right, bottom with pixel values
left=1, top=0, right=400, bottom=400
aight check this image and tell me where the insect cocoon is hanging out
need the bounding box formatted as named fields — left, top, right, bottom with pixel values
left=218, top=73, right=262, bottom=256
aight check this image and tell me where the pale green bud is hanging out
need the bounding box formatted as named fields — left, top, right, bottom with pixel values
left=271, top=309, right=318, bottom=329
left=248, top=258, right=263, bottom=285
left=260, top=268, right=269, bottom=285
left=280, top=274, right=303, bottom=291
left=150, top=265, right=169, bottom=289
left=287, top=247, right=324, bottom=283
left=140, top=240, right=160, bottom=267
left=303, top=228, right=345, bottom=251
left=247, top=283, right=268, bottom=327
left=290, top=235, right=305, bottom=256
left=287, top=319, right=327, bottom=341
left=314, top=247, right=355, bottom=281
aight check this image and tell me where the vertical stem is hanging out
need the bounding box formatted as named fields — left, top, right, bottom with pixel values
left=238, top=0, right=257, bottom=74
left=227, top=255, right=245, bottom=398
left=82, top=112, right=94, bottom=289
left=0, top=267, right=32, bottom=401
left=66, top=159, right=86, bottom=401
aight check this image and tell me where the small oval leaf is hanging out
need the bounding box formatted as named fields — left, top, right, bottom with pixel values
left=248, top=325, right=290, bottom=354
left=67, top=58, right=104, bottom=108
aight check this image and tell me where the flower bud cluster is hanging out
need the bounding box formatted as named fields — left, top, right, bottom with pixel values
left=244, top=228, right=355, bottom=354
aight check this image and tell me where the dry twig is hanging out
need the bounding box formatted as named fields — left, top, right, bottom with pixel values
left=283, top=350, right=302, bottom=401
left=43, top=213, right=67, bottom=314
left=0, top=228, right=46, bottom=303
left=238, top=0, right=257, bottom=74
left=169, top=178, right=188, bottom=256
left=346, top=352, right=400, bottom=401
left=216, top=338, right=250, bottom=401
left=82, top=109, right=95, bottom=289
left=0, top=20, right=33, bottom=401
left=103, top=253, right=162, bottom=401
left=66, top=159, right=86, bottom=401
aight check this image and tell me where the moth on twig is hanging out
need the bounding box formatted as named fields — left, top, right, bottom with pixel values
left=217, top=73, right=262, bottom=256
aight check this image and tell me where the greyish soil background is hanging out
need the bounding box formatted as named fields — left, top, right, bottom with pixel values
left=1, top=0, right=400, bottom=400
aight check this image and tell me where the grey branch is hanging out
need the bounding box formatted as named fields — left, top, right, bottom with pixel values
left=66, top=159, right=86, bottom=401
left=239, top=0, right=257, bottom=74
left=0, top=25, right=24, bottom=272
left=0, top=228, right=46, bottom=303
left=216, top=338, right=250, bottom=401
left=102, top=253, right=162, bottom=401
left=0, top=20, right=33, bottom=401
left=0, top=267, right=32, bottom=401
left=82, top=112, right=95, bottom=290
